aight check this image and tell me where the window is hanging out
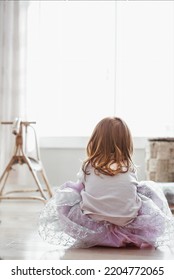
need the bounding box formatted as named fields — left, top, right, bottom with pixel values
left=27, top=1, right=174, bottom=138
left=116, top=1, right=174, bottom=137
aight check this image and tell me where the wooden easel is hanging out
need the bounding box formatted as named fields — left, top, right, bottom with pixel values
left=0, top=119, right=53, bottom=202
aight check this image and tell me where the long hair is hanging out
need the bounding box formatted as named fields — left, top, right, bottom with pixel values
left=82, top=117, right=134, bottom=177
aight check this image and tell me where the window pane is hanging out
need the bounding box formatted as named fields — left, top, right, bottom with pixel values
left=116, top=1, right=174, bottom=137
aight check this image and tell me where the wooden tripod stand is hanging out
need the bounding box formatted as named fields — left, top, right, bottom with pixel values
left=0, top=119, right=53, bottom=202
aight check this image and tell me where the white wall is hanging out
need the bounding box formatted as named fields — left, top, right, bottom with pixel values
left=4, top=146, right=147, bottom=188
left=40, top=147, right=146, bottom=188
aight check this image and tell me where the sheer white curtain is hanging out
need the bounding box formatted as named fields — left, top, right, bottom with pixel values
left=0, top=1, right=29, bottom=175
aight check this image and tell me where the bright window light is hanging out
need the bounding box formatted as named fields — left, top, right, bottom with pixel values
left=27, top=1, right=174, bottom=138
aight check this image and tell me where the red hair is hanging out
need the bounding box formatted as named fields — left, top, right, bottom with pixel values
left=82, top=117, right=134, bottom=177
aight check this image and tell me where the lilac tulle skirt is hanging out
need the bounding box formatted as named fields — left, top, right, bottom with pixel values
left=39, top=181, right=174, bottom=248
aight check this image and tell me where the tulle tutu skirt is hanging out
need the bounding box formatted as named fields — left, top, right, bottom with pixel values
left=39, top=181, right=174, bottom=248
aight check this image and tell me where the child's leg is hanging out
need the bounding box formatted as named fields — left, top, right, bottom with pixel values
left=56, top=181, right=84, bottom=217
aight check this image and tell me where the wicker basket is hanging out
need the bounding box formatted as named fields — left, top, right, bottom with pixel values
left=146, top=138, right=174, bottom=182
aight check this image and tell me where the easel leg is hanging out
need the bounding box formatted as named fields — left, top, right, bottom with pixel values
left=40, top=168, right=53, bottom=197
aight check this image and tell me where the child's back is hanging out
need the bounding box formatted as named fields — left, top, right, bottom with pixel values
left=80, top=165, right=141, bottom=226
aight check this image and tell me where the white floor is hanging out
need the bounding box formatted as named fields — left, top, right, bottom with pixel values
left=0, top=200, right=174, bottom=260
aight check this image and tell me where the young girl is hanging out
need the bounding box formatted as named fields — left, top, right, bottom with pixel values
left=39, top=117, right=174, bottom=248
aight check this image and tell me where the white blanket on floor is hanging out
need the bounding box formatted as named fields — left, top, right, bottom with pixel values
left=157, top=183, right=174, bottom=204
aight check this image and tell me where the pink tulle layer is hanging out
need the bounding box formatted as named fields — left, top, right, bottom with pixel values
left=39, top=181, right=174, bottom=248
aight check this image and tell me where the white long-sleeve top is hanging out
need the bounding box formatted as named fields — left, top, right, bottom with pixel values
left=78, top=166, right=142, bottom=226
